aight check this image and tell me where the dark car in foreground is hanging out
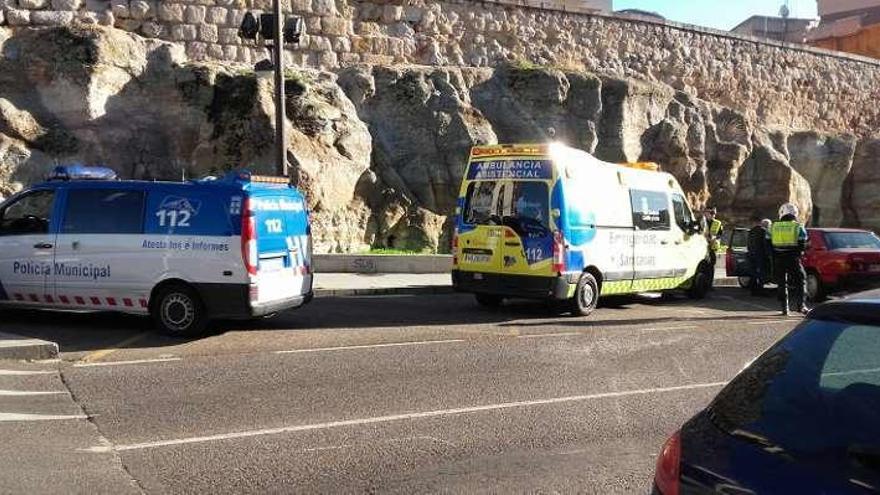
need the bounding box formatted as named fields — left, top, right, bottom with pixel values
left=654, top=290, right=880, bottom=495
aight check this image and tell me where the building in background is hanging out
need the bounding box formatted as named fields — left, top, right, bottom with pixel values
left=808, top=0, right=880, bottom=58
left=731, top=15, right=817, bottom=42
left=499, top=0, right=610, bottom=13
left=615, top=8, right=665, bottom=23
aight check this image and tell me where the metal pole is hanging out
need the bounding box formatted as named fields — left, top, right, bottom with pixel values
left=272, top=0, right=287, bottom=177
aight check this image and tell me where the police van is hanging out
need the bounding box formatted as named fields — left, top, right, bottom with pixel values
left=452, top=143, right=712, bottom=316
left=0, top=166, right=313, bottom=335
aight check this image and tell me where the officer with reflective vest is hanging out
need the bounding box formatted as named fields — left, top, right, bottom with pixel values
left=770, top=203, right=809, bottom=316
left=703, top=207, right=724, bottom=268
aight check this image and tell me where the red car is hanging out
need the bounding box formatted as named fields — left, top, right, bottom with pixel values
left=726, top=227, right=880, bottom=300
left=804, top=228, right=880, bottom=300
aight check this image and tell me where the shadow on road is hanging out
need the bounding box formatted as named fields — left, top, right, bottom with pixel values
left=0, top=287, right=780, bottom=353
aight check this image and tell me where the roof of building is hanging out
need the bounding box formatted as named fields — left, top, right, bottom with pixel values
left=731, top=14, right=817, bottom=33
left=614, top=9, right=665, bottom=21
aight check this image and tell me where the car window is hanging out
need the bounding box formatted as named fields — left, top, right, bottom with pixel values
left=671, top=194, right=694, bottom=231
left=708, top=319, right=880, bottom=461
left=0, top=190, right=55, bottom=236
left=62, top=189, right=145, bottom=234
left=630, top=190, right=670, bottom=231
left=463, top=181, right=501, bottom=225
left=731, top=229, right=749, bottom=249
left=510, top=182, right=549, bottom=229
left=826, top=232, right=880, bottom=250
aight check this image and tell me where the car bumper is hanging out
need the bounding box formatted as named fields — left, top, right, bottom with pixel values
left=250, top=291, right=313, bottom=317
left=833, top=273, right=880, bottom=292
left=451, top=270, right=575, bottom=300
left=195, top=283, right=313, bottom=319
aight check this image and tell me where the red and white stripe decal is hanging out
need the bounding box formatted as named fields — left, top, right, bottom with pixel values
left=13, top=293, right=148, bottom=310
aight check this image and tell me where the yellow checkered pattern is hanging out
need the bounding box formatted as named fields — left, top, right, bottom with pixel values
left=600, top=276, right=692, bottom=296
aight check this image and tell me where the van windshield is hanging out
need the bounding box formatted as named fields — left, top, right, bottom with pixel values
left=463, top=181, right=549, bottom=233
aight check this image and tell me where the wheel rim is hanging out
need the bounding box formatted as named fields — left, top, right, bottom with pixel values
left=580, top=282, right=595, bottom=308
left=161, top=293, right=195, bottom=331
left=807, top=274, right=819, bottom=299
left=738, top=276, right=751, bottom=288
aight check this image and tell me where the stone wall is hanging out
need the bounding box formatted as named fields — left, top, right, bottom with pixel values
left=3, top=0, right=880, bottom=138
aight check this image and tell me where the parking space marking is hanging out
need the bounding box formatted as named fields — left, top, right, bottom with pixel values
left=0, top=412, right=87, bottom=422
left=0, top=390, right=68, bottom=396
left=275, top=339, right=466, bottom=354
left=87, top=380, right=726, bottom=452
left=77, top=333, right=151, bottom=364
left=517, top=332, right=582, bottom=339
left=746, top=319, right=795, bottom=325
left=0, top=370, right=55, bottom=376
left=73, top=357, right=181, bottom=368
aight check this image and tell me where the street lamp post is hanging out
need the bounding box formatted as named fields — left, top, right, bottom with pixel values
left=239, top=9, right=304, bottom=177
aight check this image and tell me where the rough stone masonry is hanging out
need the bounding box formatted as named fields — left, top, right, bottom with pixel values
left=0, top=1, right=879, bottom=252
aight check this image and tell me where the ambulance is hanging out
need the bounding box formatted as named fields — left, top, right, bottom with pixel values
left=452, top=143, right=712, bottom=316
left=0, top=166, right=313, bottom=335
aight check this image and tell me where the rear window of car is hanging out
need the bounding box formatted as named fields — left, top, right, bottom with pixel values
left=707, top=318, right=880, bottom=460
left=825, top=232, right=880, bottom=250
left=730, top=229, right=749, bottom=249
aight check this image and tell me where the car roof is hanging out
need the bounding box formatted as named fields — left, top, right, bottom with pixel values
left=808, top=227, right=874, bottom=233
left=809, top=289, right=880, bottom=326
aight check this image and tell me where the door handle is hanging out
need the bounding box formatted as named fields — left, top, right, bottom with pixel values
left=660, top=240, right=669, bottom=245
left=33, top=242, right=53, bottom=249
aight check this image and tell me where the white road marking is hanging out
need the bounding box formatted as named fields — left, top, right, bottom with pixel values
left=88, top=381, right=727, bottom=452
left=0, top=369, right=55, bottom=376
left=517, top=332, right=582, bottom=339
left=0, top=412, right=87, bottom=422
left=73, top=357, right=182, bottom=368
left=0, top=390, right=68, bottom=396
left=275, top=339, right=465, bottom=354
left=746, top=319, right=791, bottom=326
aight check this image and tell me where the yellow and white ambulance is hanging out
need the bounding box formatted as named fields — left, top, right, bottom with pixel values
left=451, top=143, right=711, bottom=316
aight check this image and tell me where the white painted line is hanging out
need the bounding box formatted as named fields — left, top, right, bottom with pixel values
left=746, top=320, right=791, bottom=326
left=90, top=381, right=727, bottom=452
left=0, top=369, right=55, bottom=376
left=0, top=390, right=68, bottom=396
left=275, top=339, right=466, bottom=354
left=73, top=357, right=182, bottom=368
left=0, top=412, right=87, bottom=422
left=517, top=332, right=582, bottom=339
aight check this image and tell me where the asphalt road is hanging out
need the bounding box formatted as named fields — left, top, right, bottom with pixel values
left=0, top=289, right=798, bottom=494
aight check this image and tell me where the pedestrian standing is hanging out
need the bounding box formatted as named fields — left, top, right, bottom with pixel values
left=770, top=204, right=809, bottom=316
left=747, top=218, right=773, bottom=296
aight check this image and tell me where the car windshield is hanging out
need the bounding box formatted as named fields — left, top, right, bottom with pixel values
left=707, top=318, right=880, bottom=468
left=826, top=232, right=880, bottom=250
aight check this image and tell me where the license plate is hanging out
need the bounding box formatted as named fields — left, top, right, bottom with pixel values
left=463, top=253, right=492, bottom=264
left=260, top=258, right=285, bottom=272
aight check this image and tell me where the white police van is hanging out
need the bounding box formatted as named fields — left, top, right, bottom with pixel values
left=0, top=166, right=313, bottom=335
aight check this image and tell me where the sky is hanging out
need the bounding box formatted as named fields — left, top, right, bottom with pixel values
left=613, top=0, right=819, bottom=30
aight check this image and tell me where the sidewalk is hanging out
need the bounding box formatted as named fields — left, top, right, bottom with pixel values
left=0, top=332, right=58, bottom=361
left=313, top=270, right=738, bottom=297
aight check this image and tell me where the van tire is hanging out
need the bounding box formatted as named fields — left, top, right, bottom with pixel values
left=151, top=283, right=208, bottom=337
left=475, top=293, right=503, bottom=308
left=570, top=273, right=599, bottom=317
left=688, top=264, right=712, bottom=300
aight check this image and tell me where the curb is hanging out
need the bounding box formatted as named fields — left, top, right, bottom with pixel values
left=315, top=285, right=455, bottom=297
left=0, top=333, right=59, bottom=361
left=314, top=277, right=741, bottom=297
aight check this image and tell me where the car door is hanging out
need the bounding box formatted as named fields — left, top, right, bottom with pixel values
left=500, top=181, right=554, bottom=277
left=630, top=189, right=677, bottom=290
left=53, top=187, right=146, bottom=310
left=0, top=189, right=57, bottom=305
left=458, top=180, right=506, bottom=274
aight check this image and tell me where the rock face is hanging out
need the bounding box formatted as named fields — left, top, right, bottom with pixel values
left=0, top=25, right=876, bottom=254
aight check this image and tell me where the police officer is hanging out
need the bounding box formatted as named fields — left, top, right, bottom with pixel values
left=770, top=203, right=809, bottom=316
left=703, top=207, right=724, bottom=268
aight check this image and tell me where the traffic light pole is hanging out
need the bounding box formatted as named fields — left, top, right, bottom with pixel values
left=272, top=0, right=287, bottom=177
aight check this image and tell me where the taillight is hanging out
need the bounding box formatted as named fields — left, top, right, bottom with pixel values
left=552, top=230, right=566, bottom=274
left=725, top=251, right=734, bottom=275
left=241, top=197, right=258, bottom=275
left=654, top=430, right=682, bottom=495
left=452, top=229, right=459, bottom=267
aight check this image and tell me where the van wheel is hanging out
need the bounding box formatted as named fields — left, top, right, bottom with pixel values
left=806, top=271, right=826, bottom=302
left=737, top=276, right=752, bottom=289
left=570, top=273, right=599, bottom=317
left=475, top=293, right=503, bottom=308
left=688, top=264, right=712, bottom=300
left=151, top=284, right=208, bottom=337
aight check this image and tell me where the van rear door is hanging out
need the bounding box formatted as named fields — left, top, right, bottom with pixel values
left=249, top=190, right=311, bottom=305
left=458, top=180, right=506, bottom=274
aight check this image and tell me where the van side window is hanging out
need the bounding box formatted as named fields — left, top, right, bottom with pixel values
left=630, top=190, right=670, bottom=231
left=671, top=194, right=694, bottom=231
left=0, top=190, right=55, bottom=236
left=62, top=189, right=145, bottom=234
